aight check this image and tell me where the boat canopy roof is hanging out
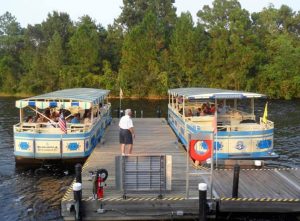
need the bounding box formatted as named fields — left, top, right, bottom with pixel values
left=16, top=88, right=110, bottom=109
left=168, top=88, right=266, bottom=99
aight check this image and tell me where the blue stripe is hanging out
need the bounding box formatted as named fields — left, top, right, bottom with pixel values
left=28, top=101, right=36, bottom=106
left=168, top=108, right=185, bottom=125
left=71, top=102, right=79, bottom=106
left=215, top=151, right=278, bottom=159
left=169, top=120, right=187, bottom=146
left=49, top=101, right=57, bottom=107
left=185, top=121, right=273, bottom=137
left=216, top=136, right=272, bottom=140
left=217, top=129, right=273, bottom=136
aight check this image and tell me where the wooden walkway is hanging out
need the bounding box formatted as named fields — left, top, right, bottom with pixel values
left=61, top=118, right=300, bottom=220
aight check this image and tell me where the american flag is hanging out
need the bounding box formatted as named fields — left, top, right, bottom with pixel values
left=58, top=113, right=67, bottom=134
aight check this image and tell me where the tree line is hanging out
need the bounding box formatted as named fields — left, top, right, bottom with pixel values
left=0, top=0, right=300, bottom=99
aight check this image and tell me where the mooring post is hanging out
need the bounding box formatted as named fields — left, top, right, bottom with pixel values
left=117, top=108, right=120, bottom=118
left=198, top=183, right=207, bottom=221
left=156, top=106, right=161, bottom=118
left=73, top=182, right=82, bottom=221
left=232, top=164, right=240, bottom=198
left=75, top=163, right=82, bottom=183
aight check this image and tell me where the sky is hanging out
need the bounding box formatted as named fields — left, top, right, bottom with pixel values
left=1, top=0, right=300, bottom=28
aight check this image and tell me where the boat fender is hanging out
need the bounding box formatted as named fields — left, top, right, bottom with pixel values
left=189, top=140, right=212, bottom=162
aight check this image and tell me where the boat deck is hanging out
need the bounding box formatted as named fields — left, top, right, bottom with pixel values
left=61, top=118, right=300, bottom=220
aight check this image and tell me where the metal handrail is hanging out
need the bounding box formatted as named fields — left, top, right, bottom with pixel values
left=187, top=118, right=274, bottom=132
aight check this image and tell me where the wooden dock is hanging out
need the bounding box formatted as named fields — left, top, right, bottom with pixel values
left=61, top=118, right=300, bottom=220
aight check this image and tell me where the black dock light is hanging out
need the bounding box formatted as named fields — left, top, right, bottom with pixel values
left=73, top=182, right=82, bottom=221
left=75, top=163, right=82, bottom=183
left=198, top=183, right=207, bottom=221
left=232, top=164, right=240, bottom=198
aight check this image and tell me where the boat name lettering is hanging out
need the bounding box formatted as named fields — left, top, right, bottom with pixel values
left=36, top=144, right=59, bottom=151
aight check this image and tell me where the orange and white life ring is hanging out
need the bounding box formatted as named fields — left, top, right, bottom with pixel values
left=189, top=139, right=212, bottom=162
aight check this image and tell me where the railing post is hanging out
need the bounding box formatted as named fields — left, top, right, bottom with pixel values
left=232, top=164, right=240, bottom=198
left=198, top=183, right=207, bottom=221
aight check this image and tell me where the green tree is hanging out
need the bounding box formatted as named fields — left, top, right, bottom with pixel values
left=101, top=60, right=118, bottom=92
left=117, top=0, right=176, bottom=30
left=119, top=12, right=168, bottom=96
left=0, top=12, right=23, bottom=93
left=257, top=33, right=300, bottom=99
left=44, top=31, right=64, bottom=90
left=252, top=5, right=300, bottom=98
left=102, top=24, right=124, bottom=71
left=198, top=0, right=259, bottom=90
left=41, top=11, right=73, bottom=47
left=170, top=12, right=208, bottom=87
left=69, top=16, right=100, bottom=71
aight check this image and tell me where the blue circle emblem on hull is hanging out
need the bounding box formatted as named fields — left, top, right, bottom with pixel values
left=19, top=142, right=29, bottom=150
left=68, top=143, right=79, bottom=151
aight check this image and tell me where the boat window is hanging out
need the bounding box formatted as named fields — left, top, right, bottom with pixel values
left=237, top=99, right=252, bottom=113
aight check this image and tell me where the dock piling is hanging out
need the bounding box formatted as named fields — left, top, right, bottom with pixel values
left=73, top=182, right=82, bottom=221
left=232, top=164, right=240, bottom=198
left=75, top=163, right=82, bottom=183
left=198, top=183, right=207, bottom=221
left=156, top=106, right=161, bottom=118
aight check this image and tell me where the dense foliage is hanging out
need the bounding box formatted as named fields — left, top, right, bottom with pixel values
left=0, top=0, right=300, bottom=99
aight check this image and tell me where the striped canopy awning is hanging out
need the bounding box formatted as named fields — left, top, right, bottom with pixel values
left=168, top=88, right=266, bottom=99
left=16, top=88, right=110, bottom=109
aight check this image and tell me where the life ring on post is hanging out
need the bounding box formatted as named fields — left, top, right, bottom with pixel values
left=189, top=140, right=212, bottom=162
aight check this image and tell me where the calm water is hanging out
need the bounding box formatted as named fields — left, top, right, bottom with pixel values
left=0, top=97, right=299, bottom=220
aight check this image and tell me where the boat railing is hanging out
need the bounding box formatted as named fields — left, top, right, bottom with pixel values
left=186, top=117, right=274, bottom=133
left=14, top=122, right=92, bottom=134
left=14, top=103, right=111, bottom=134
left=259, top=117, right=274, bottom=129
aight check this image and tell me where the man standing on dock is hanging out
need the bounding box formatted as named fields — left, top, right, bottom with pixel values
left=119, top=109, right=135, bottom=155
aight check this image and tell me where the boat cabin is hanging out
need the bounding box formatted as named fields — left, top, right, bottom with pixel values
left=168, top=88, right=277, bottom=160
left=14, top=88, right=111, bottom=162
